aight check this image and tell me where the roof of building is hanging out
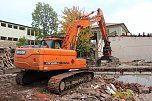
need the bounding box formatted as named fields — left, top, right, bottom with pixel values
left=0, top=20, right=32, bottom=28
left=92, top=23, right=130, bottom=33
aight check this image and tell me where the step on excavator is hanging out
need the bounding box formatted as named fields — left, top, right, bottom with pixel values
left=14, top=8, right=117, bottom=94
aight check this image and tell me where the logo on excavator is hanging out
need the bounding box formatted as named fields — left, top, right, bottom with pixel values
left=34, top=49, right=40, bottom=54
left=44, top=62, right=69, bottom=65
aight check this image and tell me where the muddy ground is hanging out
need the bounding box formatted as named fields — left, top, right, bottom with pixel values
left=0, top=62, right=152, bottom=101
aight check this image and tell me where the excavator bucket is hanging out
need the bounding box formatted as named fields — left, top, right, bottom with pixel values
left=96, top=56, right=119, bottom=67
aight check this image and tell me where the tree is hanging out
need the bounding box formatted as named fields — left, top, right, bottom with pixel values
left=32, top=2, right=58, bottom=41
left=60, top=6, right=94, bottom=57
left=77, top=27, right=94, bottom=52
left=16, top=36, right=27, bottom=47
left=60, top=6, right=84, bottom=32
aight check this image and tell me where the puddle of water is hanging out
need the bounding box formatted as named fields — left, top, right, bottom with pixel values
left=117, top=75, right=152, bottom=87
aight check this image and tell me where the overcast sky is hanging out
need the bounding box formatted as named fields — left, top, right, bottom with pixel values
left=0, top=0, right=152, bottom=34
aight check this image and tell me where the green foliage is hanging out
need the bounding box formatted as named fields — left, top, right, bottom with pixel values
left=60, top=6, right=94, bottom=57
left=16, top=36, right=27, bottom=47
left=32, top=2, right=58, bottom=41
left=60, top=6, right=84, bottom=32
left=77, top=27, right=94, bottom=56
left=113, top=89, right=134, bottom=99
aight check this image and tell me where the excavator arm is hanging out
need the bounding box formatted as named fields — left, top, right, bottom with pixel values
left=62, top=8, right=111, bottom=57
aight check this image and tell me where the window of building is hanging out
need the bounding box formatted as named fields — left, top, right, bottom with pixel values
left=1, top=36, right=7, bottom=40
left=31, top=40, right=34, bottom=45
left=31, top=29, right=34, bottom=36
left=8, top=37, right=13, bottom=41
left=19, top=26, right=25, bottom=30
left=1, top=23, right=6, bottom=27
left=13, top=38, right=18, bottom=41
left=35, top=41, right=38, bottom=45
left=35, top=33, right=38, bottom=36
left=27, top=29, right=31, bottom=35
left=8, top=24, right=12, bottom=28
left=28, top=40, right=31, bottom=45
left=14, top=25, right=18, bottom=29
left=122, top=33, right=125, bottom=36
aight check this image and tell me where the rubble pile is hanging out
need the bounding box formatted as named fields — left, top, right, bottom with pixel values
left=124, top=59, right=152, bottom=66
left=0, top=74, right=152, bottom=101
left=0, top=48, right=15, bottom=74
left=53, top=75, right=152, bottom=101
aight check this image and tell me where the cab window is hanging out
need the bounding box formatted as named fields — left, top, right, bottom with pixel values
left=40, top=40, right=48, bottom=48
left=54, top=41, right=61, bottom=49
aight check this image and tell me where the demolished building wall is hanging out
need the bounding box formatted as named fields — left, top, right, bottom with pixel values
left=110, top=36, right=152, bottom=62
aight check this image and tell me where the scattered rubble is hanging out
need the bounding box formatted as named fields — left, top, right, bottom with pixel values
left=53, top=75, right=152, bottom=101
left=124, top=59, right=152, bottom=66
left=0, top=47, right=15, bottom=75
left=0, top=72, right=152, bottom=101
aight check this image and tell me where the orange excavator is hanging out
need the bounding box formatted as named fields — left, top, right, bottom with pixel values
left=14, top=8, right=113, bottom=94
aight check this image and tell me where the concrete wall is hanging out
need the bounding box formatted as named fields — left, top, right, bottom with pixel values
left=110, top=37, right=152, bottom=62
left=0, top=40, right=16, bottom=48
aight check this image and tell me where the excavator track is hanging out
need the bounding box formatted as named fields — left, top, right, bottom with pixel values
left=16, top=70, right=94, bottom=95
left=47, top=70, right=94, bottom=95
left=16, top=70, right=40, bottom=85
left=16, top=70, right=69, bottom=85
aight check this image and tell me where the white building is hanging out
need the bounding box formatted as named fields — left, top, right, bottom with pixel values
left=91, top=23, right=130, bottom=59
left=92, top=23, right=130, bottom=37
left=0, top=20, right=36, bottom=48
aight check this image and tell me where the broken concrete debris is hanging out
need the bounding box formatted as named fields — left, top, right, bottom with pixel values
left=52, top=75, right=152, bottom=101
left=0, top=47, right=15, bottom=75
left=0, top=71, right=152, bottom=101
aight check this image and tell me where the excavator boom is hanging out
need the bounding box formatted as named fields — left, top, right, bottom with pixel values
left=62, top=8, right=111, bottom=57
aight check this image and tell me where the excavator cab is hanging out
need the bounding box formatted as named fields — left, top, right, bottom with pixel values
left=40, top=38, right=63, bottom=49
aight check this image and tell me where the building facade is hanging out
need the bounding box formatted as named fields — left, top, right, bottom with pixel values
left=0, top=20, right=36, bottom=48
left=106, top=23, right=130, bottom=36
left=92, top=23, right=130, bottom=37
left=91, top=23, right=130, bottom=59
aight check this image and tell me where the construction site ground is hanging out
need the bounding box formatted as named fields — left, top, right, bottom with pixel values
left=1, top=61, right=152, bottom=101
